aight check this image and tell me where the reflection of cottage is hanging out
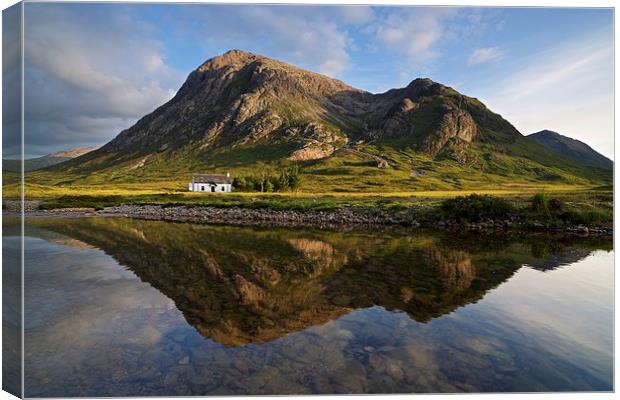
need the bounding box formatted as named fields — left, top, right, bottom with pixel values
left=189, top=173, right=232, bottom=193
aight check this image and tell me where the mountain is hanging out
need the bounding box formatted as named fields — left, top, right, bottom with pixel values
left=4, top=146, right=99, bottom=172
left=35, top=50, right=610, bottom=191
left=49, top=146, right=99, bottom=158
left=80, top=49, right=521, bottom=162
left=527, top=130, right=612, bottom=170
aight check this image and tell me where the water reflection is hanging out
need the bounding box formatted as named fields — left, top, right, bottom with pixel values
left=14, top=217, right=613, bottom=396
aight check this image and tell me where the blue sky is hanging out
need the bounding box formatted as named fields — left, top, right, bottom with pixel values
left=17, top=3, right=613, bottom=159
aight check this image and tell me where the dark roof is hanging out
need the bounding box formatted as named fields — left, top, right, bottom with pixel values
left=192, top=174, right=230, bottom=184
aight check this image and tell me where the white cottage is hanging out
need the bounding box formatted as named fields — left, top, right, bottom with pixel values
left=188, top=173, right=232, bottom=193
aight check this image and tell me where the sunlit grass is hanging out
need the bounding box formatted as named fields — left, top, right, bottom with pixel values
left=7, top=182, right=601, bottom=201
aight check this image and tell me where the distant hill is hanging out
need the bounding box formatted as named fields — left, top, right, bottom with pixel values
left=4, top=146, right=98, bottom=172
left=25, top=50, right=611, bottom=191
left=527, top=130, right=612, bottom=170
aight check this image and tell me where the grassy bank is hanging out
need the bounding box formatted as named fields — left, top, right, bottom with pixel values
left=7, top=184, right=611, bottom=227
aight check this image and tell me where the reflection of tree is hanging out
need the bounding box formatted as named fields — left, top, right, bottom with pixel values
left=26, top=217, right=610, bottom=346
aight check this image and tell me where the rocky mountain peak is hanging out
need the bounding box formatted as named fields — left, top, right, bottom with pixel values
left=196, top=49, right=264, bottom=72
left=96, top=50, right=533, bottom=166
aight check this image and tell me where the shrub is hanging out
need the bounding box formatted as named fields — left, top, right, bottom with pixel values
left=564, top=208, right=612, bottom=225
left=531, top=192, right=550, bottom=215
left=265, top=180, right=274, bottom=193
left=548, top=198, right=565, bottom=212
left=439, top=194, right=515, bottom=223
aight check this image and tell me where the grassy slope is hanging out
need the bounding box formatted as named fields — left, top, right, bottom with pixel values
left=3, top=140, right=611, bottom=201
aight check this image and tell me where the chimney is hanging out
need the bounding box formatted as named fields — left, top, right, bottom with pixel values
left=226, top=172, right=230, bottom=178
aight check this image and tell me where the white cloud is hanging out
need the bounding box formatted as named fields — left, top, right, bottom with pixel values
left=23, top=5, right=183, bottom=156
left=476, top=31, right=613, bottom=159
left=372, top=8, right=457, bottom=62
left=339, top=6, right=375, bottom=25
left=468, top=47, right=505, bottom=66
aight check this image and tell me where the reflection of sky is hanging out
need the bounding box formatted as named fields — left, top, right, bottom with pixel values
left=19, top=233, right=613, bottom=396
left=450, top=251, right=612, bottom=382
left=470, top=251, right=613, bottom=375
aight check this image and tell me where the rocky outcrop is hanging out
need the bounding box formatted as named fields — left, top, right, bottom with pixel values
left=287, top=123, right=348, bottom=161
left=423, top=108, right=477, bottom=156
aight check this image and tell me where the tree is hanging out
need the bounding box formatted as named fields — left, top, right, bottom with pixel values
left=256, top=162, right=268, bottom=192
left=276, top=171, right=290, bottom=191
left=287, top=165, right=302, bottom=191
left=232, top=176, right=247, bottom=191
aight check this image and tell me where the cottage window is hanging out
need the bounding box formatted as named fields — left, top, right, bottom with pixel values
left=221, top=186, right=225, bottom=192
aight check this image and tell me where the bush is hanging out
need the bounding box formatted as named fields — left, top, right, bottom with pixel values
left=265, top=180, right=274, bottom=192
left=564, top=208, right=612, bottom=225
left=440, top=194, right=515, bottom=223
left=531, top=192, right=550, bottom=215
left=548, top=198, right=565, bottom=212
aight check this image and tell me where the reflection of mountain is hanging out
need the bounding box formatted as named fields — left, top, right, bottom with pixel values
left=25, top=218, right=611, bottom=347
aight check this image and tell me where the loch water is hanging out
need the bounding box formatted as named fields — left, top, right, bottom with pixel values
left=6, top=217, right=613, bottom=396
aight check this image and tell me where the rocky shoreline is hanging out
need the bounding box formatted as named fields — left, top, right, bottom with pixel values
left=6, top=202, right=613, bottom=236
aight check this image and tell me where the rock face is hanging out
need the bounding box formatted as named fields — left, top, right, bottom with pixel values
left=76, top=50, right=524, bottom=166
left=528, top=130, right=613, bottom=170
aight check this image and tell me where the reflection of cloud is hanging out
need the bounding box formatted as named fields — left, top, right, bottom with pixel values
left=24, top=240, right=179, bottom=389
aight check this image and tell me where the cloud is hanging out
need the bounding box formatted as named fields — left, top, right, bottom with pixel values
left=192, top=5, right=359, bottom=78
left=468, top=47, right=505, bottom=66
left=476, top=31, right=613, bottom=159
left=372, top=8, right=457, bottom=62
left=339, top=5, right=375, bottom=25
left=21, top=4, right=183, bottom=157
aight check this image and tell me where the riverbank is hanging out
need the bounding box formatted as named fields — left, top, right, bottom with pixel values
left=6, top=201, right=612, bottom=235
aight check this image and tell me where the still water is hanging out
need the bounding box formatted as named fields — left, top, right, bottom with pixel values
left=8, top=217, right=613, bottom=396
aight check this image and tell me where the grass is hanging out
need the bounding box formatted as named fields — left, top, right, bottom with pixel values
left=12, top=183, right=610, bottom=226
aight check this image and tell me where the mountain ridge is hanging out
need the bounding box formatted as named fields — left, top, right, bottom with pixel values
left=527, top=130, right=612, bottom=170
left=35, top=50, right=611, bottom=191
left=3, top=146, right=99, bottom=172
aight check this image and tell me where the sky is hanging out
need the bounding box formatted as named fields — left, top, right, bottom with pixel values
left=7, top=3, right=614, bottom=159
